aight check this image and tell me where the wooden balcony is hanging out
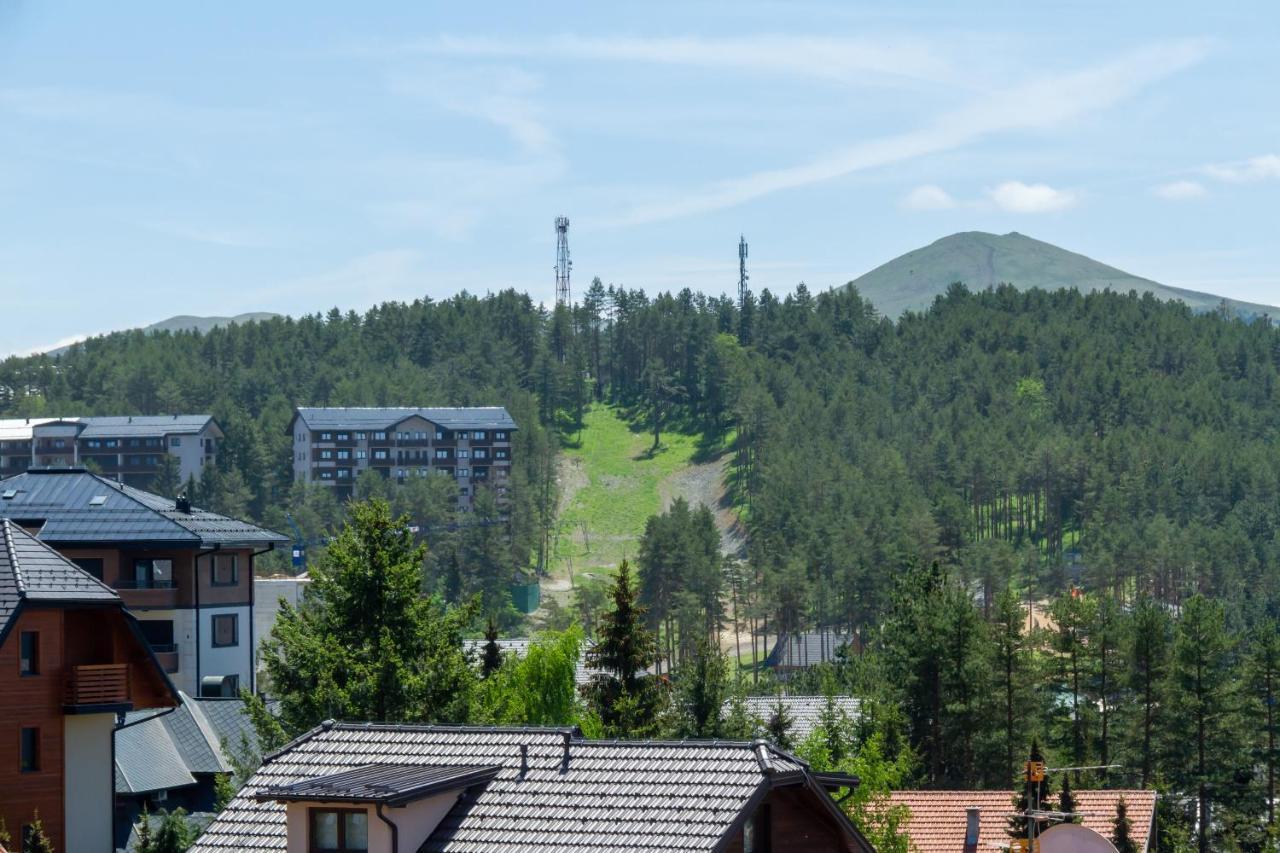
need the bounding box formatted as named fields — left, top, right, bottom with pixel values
left=65, top=663, right=130, bottom=709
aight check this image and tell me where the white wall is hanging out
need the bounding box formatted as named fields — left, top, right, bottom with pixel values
left=254, top=577, right=310, bottom=677
left=199, top=604, right=253, bottom=693
left=64, top=713, right=115, bottom=853
left=135, top=609, right=196, bottom=695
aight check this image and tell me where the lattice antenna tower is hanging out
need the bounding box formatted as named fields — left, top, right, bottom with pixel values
left=738, top=234, right=749, bottom=311
left=555, top=216, right=572, bottom=306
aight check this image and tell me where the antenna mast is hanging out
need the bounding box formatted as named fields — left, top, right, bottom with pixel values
left=738, top=234, right=749, bottom=310
left=555, top=216, right=572, bottom=306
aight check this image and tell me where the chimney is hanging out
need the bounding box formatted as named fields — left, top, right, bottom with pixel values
left=519, top=743, right=529, bottom=778
left=176, top=494, right=192, bottom=514
left=963, top=806, right=980, bottom=853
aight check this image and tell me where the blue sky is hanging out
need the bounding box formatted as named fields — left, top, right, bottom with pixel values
left=2, top=2, right=1278, bottom=354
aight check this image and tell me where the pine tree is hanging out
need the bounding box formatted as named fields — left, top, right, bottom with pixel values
left=583, top=560, right=660, bottom=735
left=1009, top=739, right=1051, bottom=842
left=674, top=637, right=726, bottom=738
left=24, top=810, right=54, bottom=853
left=1251, top=619, right=1280, bottom=829
left=135, top=802, right=155, bottom=853
left=1111, top=796, right=1138, bottom=853
left=1057, top=773, right=1079, bottom=824
left=481, top=616, right=503, bottom=679
left=767, top=696, right=795, bottom=750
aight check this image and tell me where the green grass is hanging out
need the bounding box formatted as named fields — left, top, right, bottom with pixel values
left=551, top=405, right=703, bottom=579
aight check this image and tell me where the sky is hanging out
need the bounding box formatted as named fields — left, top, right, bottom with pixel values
left=2, top=2, right=1278, bottom=355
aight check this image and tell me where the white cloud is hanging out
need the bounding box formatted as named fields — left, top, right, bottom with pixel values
left=240, top=250, right=426, bottom=309
left=902, top=184, right=957, bottom=210
left=391, top=34, right=958, bottom=87
left=987, top=181, right=1078, bottom=213
left=1203, top=154, right=1280, bottom=183
left=138, top=220, right=279, bottom=248
left=607, top=40, right=1205, bottom=225
left=1153, top=180, right=1207, bottom=200
left=387, top=67, right=554, bottom=155
left=9, top=333, right=95, bottom=358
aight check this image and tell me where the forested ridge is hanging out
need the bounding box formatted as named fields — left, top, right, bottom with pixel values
left=5, top=281, right=1280, bottom=847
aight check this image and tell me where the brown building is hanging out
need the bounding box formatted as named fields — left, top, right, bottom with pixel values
left=195, top=723, right=874, bottom=852
left=0, top=414, right=221, bottom=486
left=0, top=468, right=288, bottom=698
left=0, top=518, right=179, bottom=852
left=288, top=407, right=516, bottom=508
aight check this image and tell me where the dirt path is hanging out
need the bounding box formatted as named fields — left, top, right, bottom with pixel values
left=657, top=455, right=747, bottom=558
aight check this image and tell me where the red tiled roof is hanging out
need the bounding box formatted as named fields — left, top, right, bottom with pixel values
left=886, top=789, right=1156, bottom=852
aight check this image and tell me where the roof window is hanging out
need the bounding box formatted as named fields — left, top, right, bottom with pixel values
left=89, top=495, right=107, bottom=506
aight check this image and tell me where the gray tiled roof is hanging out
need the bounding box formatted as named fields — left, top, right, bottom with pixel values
left=765, top=631, right=854, bottom=669
left=116, top=692, right=259, bottom=795
left=0, top=470, right=287, bottom=547
left=192, top=723, right=853, bottom=853
left=0, top=414, right=215, bottom=441
left=294, top=407, right=517, bottom=432
left=258, top=763, right=501, bottom=805
left=0, top=518, right=120, bottom=641
left=729, top=696, right=861, bottom=744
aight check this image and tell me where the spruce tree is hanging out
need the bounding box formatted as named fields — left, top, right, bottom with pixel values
left=481, top=616, right=503, bottom=679
left=583, top=560, right=660, bottom=735
left=767, top=695, right=795, bottom=750
left=1111, top=796, right=1138, bottom=853
left=1056, top=773, right=1079, bottom=824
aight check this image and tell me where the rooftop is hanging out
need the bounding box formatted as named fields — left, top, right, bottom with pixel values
left=293, top=406, right=517, bottom=432
left=257, top=763, right=501, bottom=806
left=116, top=692, right=259, bottom=795
left=766, top=630, right=856, bottom=669
left=729, top=695, right=861, bottom=743
left=886, top=788, right=1157, bottom=853
left=194, top=722, right=871, bottom=852
left=0, top=517, right=120, bottom=641
left=0, top=469, right=288, bottom=547
left=0, top=414, right=216, bottom=441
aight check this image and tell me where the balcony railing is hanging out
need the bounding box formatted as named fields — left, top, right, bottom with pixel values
left=153, top=648, right=180, bottom=674
left=65, top=663, right=129, bottom=707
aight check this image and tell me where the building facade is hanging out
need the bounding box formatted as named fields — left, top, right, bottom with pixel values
left=287, top=407, right=516, bottom=508
left=0, top=415, right=222, bottom=486
left=0, top=519, right=178, bottom=853
left=0, top=469, right=288, bottom=698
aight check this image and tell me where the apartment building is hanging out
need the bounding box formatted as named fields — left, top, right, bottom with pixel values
left=0, top=468, right=288, bottom=698
left=0, top=519, right=179, bottom=853
left=287, top=407, right=516, bottom=507
left=0, top=414, right=221, bottom=486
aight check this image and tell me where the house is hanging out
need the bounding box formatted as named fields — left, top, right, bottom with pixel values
left=886, top=788, right=1157, bottom=853
left=193, top=722, right=875, bottom=852
left=728, top=695, right=861, bottom=744
left=0, top=415, right=222, bottom=485
left=765, top=630, right=857, bottom=675
left=0, top=518, right=179, bottom=853
left=113, top=692, right=259, bottom=851
left=0, top=468, right=289, bottom=696
left=287, top=407, right=516, bottom=508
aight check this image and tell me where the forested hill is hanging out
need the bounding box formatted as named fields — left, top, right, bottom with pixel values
left=849, top=231, right=1280, bottom=318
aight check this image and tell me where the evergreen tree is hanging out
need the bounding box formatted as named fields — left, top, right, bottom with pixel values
left=673, top=637, right=727, bottom=738
left=1111, top=796, right=1138, bottom=853
left=1056, top=773, right=1079, bottom=824
left=1009, top=739, right=1051, bottom=842
left=1250, top=618, right=1280, bottom=830
left=583, top=560, right=661, bottom=735
left=135, top=803, right=155, bottom=853
left=991, top=587, right=1031, bottom=782
left=23, top=810, right=53, bottom=853
left=1125, top=597, right=1171, bottom=788
left=766, top=696, right=795, bottom=750
left=149, top=454, right=182, bottom=498
left=481, top=616, right=503, bottom=679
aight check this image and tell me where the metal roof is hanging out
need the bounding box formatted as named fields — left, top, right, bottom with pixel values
left=728, top=695, right=861, bottom=744
left=0, top=518, right=121, bottom=640
left=257, top=763, right=501, bottom=806
left=0, top=414, right=215, bottom=441
left=0, top=417, right=61, bottom=442
left=293, top=407, right=517, bottom=432
left=765, top=630, right=855, bottom=669
left=115, top=711, right=200, bottom=794
left=0, top=469, right=287, bottom=547
left=116, top=692, right=260, bottom=795
left=193, top=723, right=871, bottom=852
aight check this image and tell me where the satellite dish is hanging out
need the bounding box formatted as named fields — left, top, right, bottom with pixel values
left=1038, top=823, right=1118, bottom=853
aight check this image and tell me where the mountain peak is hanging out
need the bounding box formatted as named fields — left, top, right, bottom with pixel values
left=849, top=232, right=1276, bottom=319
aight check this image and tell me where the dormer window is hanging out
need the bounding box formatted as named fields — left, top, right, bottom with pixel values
left=310, top=809, right=368, bottom=852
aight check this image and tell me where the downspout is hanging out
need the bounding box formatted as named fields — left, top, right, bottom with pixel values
left=194, top=546, right=218, bottom=694
left=376, top=803, right=399, bottom=853
left=248, top=542, right=277, bottom=694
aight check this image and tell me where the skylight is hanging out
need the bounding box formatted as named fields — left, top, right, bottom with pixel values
left=89, top=495, right=107, bottom=506
left=1, top=489, right=16, bottom=500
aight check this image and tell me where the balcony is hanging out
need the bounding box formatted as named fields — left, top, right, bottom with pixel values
left=151, top=645, right=180, bottom=674
left=114, top=579, right=175, bottom=590
left=64, top=663, right=130, bottom=710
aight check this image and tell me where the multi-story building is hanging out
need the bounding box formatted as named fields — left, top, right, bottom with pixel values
left=0, top=518, right=179, bottom=852
left=0, top=414, right=222, bottom=486
left=0, top=468, right=288, bottom=698
left=287, top=407, right=517, bottom=507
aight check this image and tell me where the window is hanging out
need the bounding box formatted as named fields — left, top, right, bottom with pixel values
left=435, top=449, right=451, bottom=459
left=744, top=804, right=771, bottom=853
left=355, top=432, right=366, bottom=440
left=169, top=437, right=181, bottom=447
left=133, top=558, right=173, bottom=589
left=457, top=449, right=469, bottom=459
left=86, top=439, right=102, bottom=449
left=212, top=614, right=238, bottom=647
left=320, top=432, right=332, bottom=440
left=19, top=632, right=38, bottom=676
left=53, top=438, right=65, bottom=448
left=336, top=433, right=350, bottom=441
left=139, top=620, right=175, bottom=651
left=20, top=727, right=39, bottom=772
left=473, top=431, right=486, bottom=440
left=473, top=449, right=488, bottom=460
left=355, top=450, right=367, bottom=460
left=213, top=554, right=238, bottom=586
left=374, top=431, right=387, bottom=441
left=145, top=437, right=162, bottom=448
left=495, top=431, right=507, bottom=440
left=320, top=450, right=333, bottom=460
left=337, top=468, right=350, bottom=479
left=434, top=430, right=443, bottom=440
left=373, top=450, right=388, bottom=460
left=309, top=809, right=368, bottom=852
left=106, top=439, right=118, bottom=448
left=320, top=470, right=334, bottom=480
left=337, top=450, right=350, bottom=460
left=72, top=557, right=104, bottom=579
left=495, top=449, right=508, bottom=460
left=458, top=468, right=470, bottom=478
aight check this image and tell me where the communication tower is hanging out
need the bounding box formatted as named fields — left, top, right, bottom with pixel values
left=738, top=235, right=749, bottom=310
left=555, top=216, right=572, bottom=306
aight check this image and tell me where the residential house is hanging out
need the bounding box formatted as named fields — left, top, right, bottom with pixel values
left=0, top=468, right=289, bottom=697
left=287, top=407, right=516, bottom=508
left=0, top=518, right=179, bottom=853
left=194, top=722, right=875, bottom=852
left=113, top=692, right=259, bottom=851
left=728, top=695, right=861, bottom=744
left=0, top=415, right=221, bottom=486
left=887, top=788, right=1157, bottom=853
left=765, top=630, right=857, bottom=676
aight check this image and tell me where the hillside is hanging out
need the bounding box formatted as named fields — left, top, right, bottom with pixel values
left=47, top=312, right=281, bottom=355
left=849, top=231, right=1279, bottom=318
